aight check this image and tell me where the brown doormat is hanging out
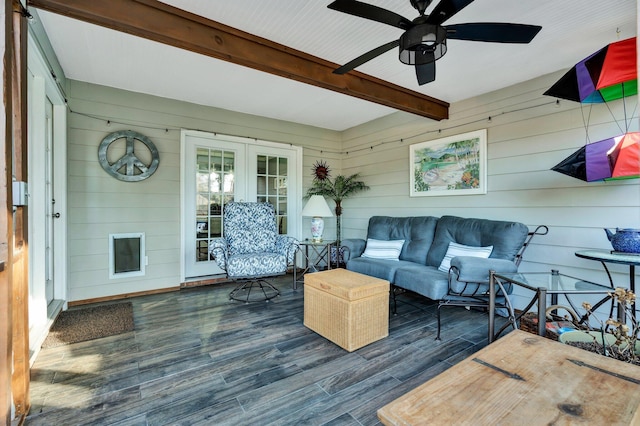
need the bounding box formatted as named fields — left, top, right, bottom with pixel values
left=42, top=302, right=134, bottom=348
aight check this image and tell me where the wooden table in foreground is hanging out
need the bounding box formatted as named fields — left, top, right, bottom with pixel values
left=378, top=330, right=640, bottom=425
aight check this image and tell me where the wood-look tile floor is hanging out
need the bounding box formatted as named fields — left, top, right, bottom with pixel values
left=26, top=273, right=500, bottom=425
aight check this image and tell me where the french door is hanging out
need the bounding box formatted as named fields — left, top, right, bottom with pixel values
left=182, top=131, right=301, bottom=280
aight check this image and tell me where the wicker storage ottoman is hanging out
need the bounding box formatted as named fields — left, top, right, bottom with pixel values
left=304, top=269, right=390, bottom=352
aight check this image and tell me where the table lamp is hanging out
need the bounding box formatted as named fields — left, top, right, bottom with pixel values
left=302, top=195, right=333, bottom=243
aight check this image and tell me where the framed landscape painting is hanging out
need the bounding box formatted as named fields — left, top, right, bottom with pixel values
left=410, top=129, right=487, bottom=197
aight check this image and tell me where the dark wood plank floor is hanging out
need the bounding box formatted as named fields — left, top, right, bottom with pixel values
left=26, top=273, right=502, bottom=425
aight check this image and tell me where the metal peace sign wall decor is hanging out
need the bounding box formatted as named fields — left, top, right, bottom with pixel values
left=98, top=130, right=160, bottom=182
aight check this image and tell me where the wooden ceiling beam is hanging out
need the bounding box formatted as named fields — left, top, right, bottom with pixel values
left=27, top=0, right=449, bottom=121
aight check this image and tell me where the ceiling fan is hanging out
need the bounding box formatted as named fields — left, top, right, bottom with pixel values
left=328, top=0, right=542, bottom=85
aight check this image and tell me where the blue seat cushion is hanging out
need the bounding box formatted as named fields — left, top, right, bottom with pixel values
left=394, top=264, right=449, bottom=301
left=347, top=257, right=409, bottom=283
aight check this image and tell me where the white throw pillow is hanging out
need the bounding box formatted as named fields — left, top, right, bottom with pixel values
left=361, top=239, right=405, bottom=261
left=438, top=242, right=493, bottom=272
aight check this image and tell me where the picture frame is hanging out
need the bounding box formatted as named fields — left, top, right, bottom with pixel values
left=410, top=129, right=487, bottom=197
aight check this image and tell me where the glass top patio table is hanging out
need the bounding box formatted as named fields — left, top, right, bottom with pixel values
left=487, top=270, right=613, bottom=343
left=575, top=249, right=639, bottom=321
left=576, top=249, right=640, bottom=267
left=494, top=270, right=612, bottom=293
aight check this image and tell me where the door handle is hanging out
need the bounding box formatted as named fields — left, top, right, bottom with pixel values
left=53, top=212, right=60, bottom=218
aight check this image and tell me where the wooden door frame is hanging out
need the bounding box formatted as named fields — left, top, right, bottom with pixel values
left=1, top=0, right=30, bottom=423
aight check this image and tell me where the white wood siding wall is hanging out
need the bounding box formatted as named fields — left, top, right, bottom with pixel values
left=66, top=72, right=639, bottom=307
left=66, top=80, right=340, bottom=301
left=340, top=71, right=639, bottom=308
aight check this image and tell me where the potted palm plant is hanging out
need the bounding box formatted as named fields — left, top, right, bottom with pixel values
left=305, top=161, right=369, bottom=252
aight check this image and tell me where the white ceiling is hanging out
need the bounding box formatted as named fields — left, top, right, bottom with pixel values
left=33, top=0, right=637, bottom=131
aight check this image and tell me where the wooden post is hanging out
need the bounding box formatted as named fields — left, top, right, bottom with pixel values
left=10, top=0, right=29, bottom=419
left=0, top=0, right=14, bottom=423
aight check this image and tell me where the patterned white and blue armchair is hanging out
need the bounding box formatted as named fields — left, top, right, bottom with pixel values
left=209, top=202, right=299, bottom=302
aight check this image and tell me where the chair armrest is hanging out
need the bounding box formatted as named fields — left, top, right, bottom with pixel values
left=275, top=235, right=300, bottom=264
left=341, top=238, right=366, bottom=261
left=209, top=238, right=229, bottom=270
left=450, top=256, right=518, bottom=283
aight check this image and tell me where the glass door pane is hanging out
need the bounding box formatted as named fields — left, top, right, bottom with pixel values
left=256, top=155, right=288, bottom=234
left=195, top=148, right=235, bottom=263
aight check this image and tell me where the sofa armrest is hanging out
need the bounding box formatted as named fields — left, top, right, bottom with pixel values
left=450, top=256, right=518, bottom=283
left=341, top=238, right=366, bottom=261
left=209, top=238, right=229, bottom=270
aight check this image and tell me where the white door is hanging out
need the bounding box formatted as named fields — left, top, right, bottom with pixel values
left=184, top=133, right=246, bottom=278
left=27, top=34, right=68, bottom=353
left=44, top=98, right=55, bottom=303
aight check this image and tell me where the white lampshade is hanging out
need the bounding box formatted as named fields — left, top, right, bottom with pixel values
left=302, top=195, right=334, bottom=218
left=302, top=195, right=333, bottom=242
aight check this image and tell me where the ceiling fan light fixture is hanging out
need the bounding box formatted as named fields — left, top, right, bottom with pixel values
left=329, top=0, right=541, bottom=85
left=399, top=24, right=446, bottom=65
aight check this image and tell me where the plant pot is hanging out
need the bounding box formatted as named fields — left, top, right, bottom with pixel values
left=559, top=330, right=618, bottom=346
left=559, top=330, right=640, bottom=357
